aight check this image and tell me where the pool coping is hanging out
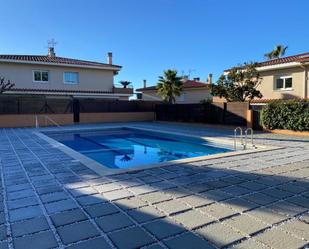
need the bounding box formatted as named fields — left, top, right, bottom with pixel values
left=34, top=125, right=281, bottom=176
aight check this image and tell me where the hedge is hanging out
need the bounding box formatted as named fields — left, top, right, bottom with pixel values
left=261, top=99, right=309, bottom=131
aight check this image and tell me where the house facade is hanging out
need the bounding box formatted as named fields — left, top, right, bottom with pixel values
left=223, top=52, right=309, bottom=105
left=136, top=75, right=212, bottom=104
left=0, top=48, right=133, bottom=99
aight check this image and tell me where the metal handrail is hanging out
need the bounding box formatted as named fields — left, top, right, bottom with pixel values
left=44, top=115, right=62, bottom=128
left=35, top=115, right=39, bottom=128
left=234, top=127, right=244, bottom=150
left=245, top=128, right=255, bottom=149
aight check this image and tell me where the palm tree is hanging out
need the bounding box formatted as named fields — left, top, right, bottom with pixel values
left=119, top=80, right=131, bottom=88
left=156, top=70, right=183, bottom=104
left=264, top=45, right=288, bottom=60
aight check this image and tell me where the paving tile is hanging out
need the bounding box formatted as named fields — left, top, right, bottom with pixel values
left=95, top=212, right=134, bottom=232
left=113, top=197, right=147, bottom=210
left=155, top=199, right=191, bottom=215
left=65, top=236, right=112, bottom=249
left=232, top=239, right=269, bottom=249
left=223, top=214, right=268, bottom=235
left=243, top=192, right=278, bottom=205
left=260, top=188, right=294, bottom=199
left=40, top=191, right=69, bottom=203
left=238, top=181, right=267, bottom=191
left=84, top=203, right=119, bottom=218
left=9, top=205, right=43, bottom=222
left=221, top=197, right=259, bottom=212
left=143, top=244, right=165, bottom=249
left=0, top=241, right=8, bottom=249
left=45, top=199, right=78, bottom=214
left=173, top=210, right=215, bottom=229
left=127, top=206, right=164, bottom=223
left=7, top=189, right=35, bottom=201
left=197, top=222, right=245, bottom=248
left=103, top=189, right=134, bottom=201
left=7, top=196, right=38, bottom=210
left=69, top=186, right=99, bottom=197
left=178, top=194, right=213, bottom=208
left=94, top=183, right=123, bottom=193
left=286, top=195, right=309, bottom=208
left=11, top=217, right=49, bottom=237
left=245, top=207, right=289, bottom=225
left=57, top=220, right=100, bottom=245
left=76, top=194, right=107, bottom=206
left=276, top=182, right=307, bottom=194
left=0, top=225, right=6, bottom=241
left=139, top=191, right=172, bottom=204
left=108, top=226, right=155, bottom=249
left=50, top=209, right=88, bottom=227
left=13, top=230, right=58, bottom=249
left=200, top=203, right=238, bottom=220
left=278, top=219, right=309, bottom=240
left=201, top=189, right=233, bottom=201
left=164, top=232, right=215, bottom=249
left=221, top=186, right=252, bottom=196
left=143, top=218, right=185, bottom=239
left=266, top=200, right=307, bottom=217
left=255, top=228, right=307, bottom=249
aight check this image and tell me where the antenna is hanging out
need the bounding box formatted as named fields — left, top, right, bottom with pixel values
left=47, top=38, right=58, bottom=48
left=188, top=69, right=196, bottom=79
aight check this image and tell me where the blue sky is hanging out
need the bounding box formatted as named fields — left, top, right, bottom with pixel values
left=0, top=0, right=308, bottom=89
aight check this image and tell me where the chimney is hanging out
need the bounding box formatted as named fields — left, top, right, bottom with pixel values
left=182, top=75, right=189, bottom=81
left=193, top=77, right=200, bottom=81
left=207, top=73, right=213, bottom=84
left=48, top=47, right=56, bottom=57
left=143, top=79, right=147, bottom=88
left=107, top=52, right=113, bottom=65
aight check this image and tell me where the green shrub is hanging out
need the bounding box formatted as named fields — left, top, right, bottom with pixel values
left=261, top=99, right=309, bottom=131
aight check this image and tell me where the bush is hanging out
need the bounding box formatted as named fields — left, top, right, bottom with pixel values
left=261, top=99, right=309, bottom=131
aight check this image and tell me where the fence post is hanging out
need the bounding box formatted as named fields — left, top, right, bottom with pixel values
left=223, top=102, right=227, bottom=124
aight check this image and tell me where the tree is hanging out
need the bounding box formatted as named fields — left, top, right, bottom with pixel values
left=119, top=80, right=131, bottom=88
left=156, top=70, right=183, bottom=104
left=210, top=62, right=263, bottom=102
left=264, top=45, right=288, bottom=60
left=0, top=77, right=14, bottom=94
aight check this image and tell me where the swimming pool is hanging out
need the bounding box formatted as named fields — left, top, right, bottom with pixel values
left=45, top=128, right=232, bottom=169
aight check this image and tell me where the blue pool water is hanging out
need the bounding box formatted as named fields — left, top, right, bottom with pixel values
left=46, top=128, right=232, bottom=169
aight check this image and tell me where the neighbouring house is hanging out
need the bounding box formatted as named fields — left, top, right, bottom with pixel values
left=0, top=47, right=133, bottom=100
left=136, top=74, right=212, bottom=103
left=218, top=52, right=309, bottom=105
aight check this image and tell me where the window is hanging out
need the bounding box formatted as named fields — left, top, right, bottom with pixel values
left=64, top=72, right=79, bottom=84
left=275, top=76, right=293, bottom=90
left=33, top=70, right=49, bottom=83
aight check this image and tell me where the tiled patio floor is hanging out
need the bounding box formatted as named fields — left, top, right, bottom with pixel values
left=0, top=122, right=308, bottom=249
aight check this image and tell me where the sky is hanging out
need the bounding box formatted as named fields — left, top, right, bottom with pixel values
left=0, top=0, right=308, bottom=90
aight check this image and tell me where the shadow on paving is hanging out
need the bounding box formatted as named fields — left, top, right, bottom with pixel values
left=0, top=128, right=308, bottom=249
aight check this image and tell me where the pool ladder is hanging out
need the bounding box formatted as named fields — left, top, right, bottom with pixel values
left=35, top=114, right=62, bottom=129
left=234, top=127, right=256, bottom=150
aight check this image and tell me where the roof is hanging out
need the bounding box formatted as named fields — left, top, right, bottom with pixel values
left=7, top=88, right=113, bottom=94
left=136, top=80, right=209, bottom=91
left=225, top=52, right=309, bottom=72
left=0, top=55, right=121, bottom=70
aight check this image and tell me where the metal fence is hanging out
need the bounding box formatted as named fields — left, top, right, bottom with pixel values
left=155, top=102, right=249, bottom=126
left=0, top=95, right=157, bottom=114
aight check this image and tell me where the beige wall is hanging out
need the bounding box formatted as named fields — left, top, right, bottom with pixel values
left=0, top=62, right=115, bottom=92
left=0, top=114, right=73, bottom=128
left=258, top=66, right=307, bottom=99
left=141, top=88, right=211, bottom=103
left=0, top=112, right=155, bottom=128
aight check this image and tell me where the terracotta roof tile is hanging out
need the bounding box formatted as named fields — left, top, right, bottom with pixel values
left=136, top=80, right=209, bottom=91
left=0, top=55, right=121, bottom=69
left=225, top=52, right=309, bottom=72
left=8, top=88, right=113, bottom=94
left=250, top=97, right=308, bottom=104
